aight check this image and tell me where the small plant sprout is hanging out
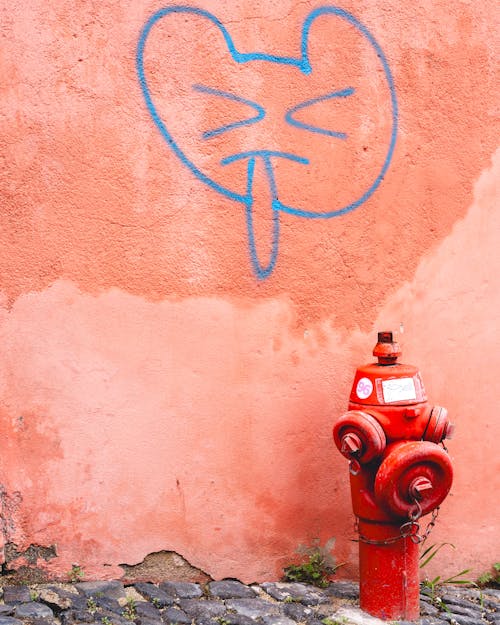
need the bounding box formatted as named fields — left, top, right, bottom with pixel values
left=283, top=548, right=344, bottom=588
left=69, top=563, right=85, bottom=582
left=477, top=562, right=500, bottom=587
left=122, top=597, right=137, bottom=621
left=87, top=597, right=98, bottom=614
left=419, top=543, right=473, bottom=611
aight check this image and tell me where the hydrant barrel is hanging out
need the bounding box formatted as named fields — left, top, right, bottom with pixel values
left=333, top=332, right=454, bottom=621
left=358, top=521, right=420, bottom=621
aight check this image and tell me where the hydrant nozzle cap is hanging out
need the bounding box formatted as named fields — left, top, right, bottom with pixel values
left=373, top=331, right=402, bottom=365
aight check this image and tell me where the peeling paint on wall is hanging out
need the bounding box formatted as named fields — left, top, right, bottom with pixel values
left=120, top=551, right=211, bottom=584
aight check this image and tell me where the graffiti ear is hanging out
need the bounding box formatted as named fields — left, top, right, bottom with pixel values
left=302, top=7, right=393, bottom=92
left=138, top=7, right=262, bottom=196
left=138, top=8, right=251, bottom=153
left=300, top=7, right=393, bottom=130
left=291, top=7, right=396, bottom=211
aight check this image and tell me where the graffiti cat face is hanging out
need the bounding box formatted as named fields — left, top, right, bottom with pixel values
left=137, top=6, right=397, bottom=279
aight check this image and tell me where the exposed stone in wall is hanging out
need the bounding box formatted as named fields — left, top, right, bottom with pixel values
left=120, top=551, right=212, bottom=584
left=3, top=542, right=58, bottom=566
left=0, top=543, right=57, bottom=584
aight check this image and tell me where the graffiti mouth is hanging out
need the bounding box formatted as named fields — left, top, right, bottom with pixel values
left=219, top=151, right=310, bottom=280
left=220, top=150, right=309, bottom=167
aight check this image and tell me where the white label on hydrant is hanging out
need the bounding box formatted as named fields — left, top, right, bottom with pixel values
left=356, top=377, right=373, bottom=399
left=382, top=377, right=417, bottom=403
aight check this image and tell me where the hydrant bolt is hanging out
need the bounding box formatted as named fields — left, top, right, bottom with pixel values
left=404, top=407, right=420, bottom=419
left=341, top=433, right=362, bottom=456
left=409, top=476, right=433, bottom=500
left=445, top=422, right=455, bottom=439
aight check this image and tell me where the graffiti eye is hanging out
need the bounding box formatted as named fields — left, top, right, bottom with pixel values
left=193, top=84, right=266, bottom=139
left=285, top=87, right=355, bottom=139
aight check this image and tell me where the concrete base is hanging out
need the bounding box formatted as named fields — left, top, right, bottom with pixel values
left=333, top=606, right=412, bottom=624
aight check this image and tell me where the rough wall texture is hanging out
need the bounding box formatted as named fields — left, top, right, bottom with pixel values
left=0, top=0, right=498, bottom=582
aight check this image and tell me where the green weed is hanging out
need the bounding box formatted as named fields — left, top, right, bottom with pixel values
left=122, top=597, right=136, bottom=621
left=283, top=550, right=343, bottom=588
left=419, top=543, right=473, bottom=611
left=87, top=597, right=98, bottom=614
left=68, top=563, right=85, bottom=582
left=477, top=562, right=500, bottom=587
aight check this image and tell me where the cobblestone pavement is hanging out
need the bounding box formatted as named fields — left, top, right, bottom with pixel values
left=0, top=580, right=498, bottom=625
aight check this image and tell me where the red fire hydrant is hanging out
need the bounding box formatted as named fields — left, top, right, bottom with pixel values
left=333, top=332, right=454, bottom=621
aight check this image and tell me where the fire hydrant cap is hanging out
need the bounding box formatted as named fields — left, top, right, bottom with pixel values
left=333, top=411, right=387, bottom=464
left=374, top=441, right=453, bottom=519
left=373, top=331, right=402, bottom=364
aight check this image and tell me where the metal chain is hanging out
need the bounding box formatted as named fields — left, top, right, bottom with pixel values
left=419, top=506, right=440, bottom=544
left=350, top=440, right=448, bottom=546
left=353, top=506, right=440, bottom=546
left=349, top=459, right=361, bottom=476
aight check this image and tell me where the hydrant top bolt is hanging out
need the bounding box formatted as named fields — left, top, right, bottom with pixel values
left=409, top=476, right=433, bottom=500
left=373, top=331, right=402, bottom=365
left=378, top=331, right=394, bottom=343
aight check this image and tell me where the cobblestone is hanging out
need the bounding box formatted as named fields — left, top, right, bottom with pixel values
left=159, top=584, right=203, bottom=600
left=162, top=607, right=191, bottom=625
left=2, top=589, right=31, bottom=606
left=75, top=582, right=126, bottom=600
left=207, top=582, right=257, bottom=600
left=13, top=602, right=53, bottom=619
left=224, top=598, right=280, bottom=619
left=0, top=580, right=496, bottom=625
left=134, top=583, right=174, bottom=609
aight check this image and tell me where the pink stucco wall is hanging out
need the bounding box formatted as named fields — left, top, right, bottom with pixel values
left=0, top=0, right=498, bottom=582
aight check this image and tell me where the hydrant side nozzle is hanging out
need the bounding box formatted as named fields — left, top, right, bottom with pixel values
left=374, top=440, right=453, bottom=519
left=423, top=406, right=453, bottom=443
left=333, top=411, right=386, bottom=464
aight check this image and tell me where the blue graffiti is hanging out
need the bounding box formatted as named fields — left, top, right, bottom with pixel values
left=221, top=151, right=309, bottom=167
left=285, top=87, right=355, bottom=139
left=137, top=5, right=398, bottom=280
left=192, top=85, right=266, bottom=139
